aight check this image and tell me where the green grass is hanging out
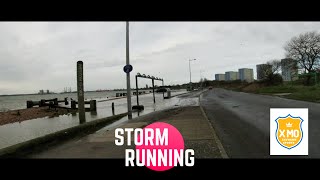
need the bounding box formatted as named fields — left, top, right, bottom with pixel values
left=257, top=85, right=320, bottom=103
left=257, top=85, right=298, bottom=94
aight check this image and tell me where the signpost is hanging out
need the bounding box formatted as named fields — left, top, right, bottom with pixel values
left=123, top=64, right=133, bottom=73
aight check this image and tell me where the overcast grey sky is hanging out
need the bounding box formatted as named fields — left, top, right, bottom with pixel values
left=1, top=22, right=320, bottom=95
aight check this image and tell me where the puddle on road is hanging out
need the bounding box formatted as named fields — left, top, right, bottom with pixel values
left=97, top=95, right=200, bottom=132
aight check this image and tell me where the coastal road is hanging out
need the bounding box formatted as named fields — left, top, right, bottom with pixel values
left=200, top=88, right=320, bottom=158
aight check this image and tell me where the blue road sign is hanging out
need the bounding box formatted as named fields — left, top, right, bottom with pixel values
left=123, top=64, right=133, bottom=73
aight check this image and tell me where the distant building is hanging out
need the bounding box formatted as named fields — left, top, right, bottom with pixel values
left=39, top=90, right=44, bottom=94
left=281, top=58, right=298, bottom=81
left=215, top=74, right=225, bottom=81
left=256, top=64, right=272, bottom=80
left=239, top=68, right=254, bottom=82
left=225, top=71, right=239, bottom=81
left=47, top=90, right=50, bottom=94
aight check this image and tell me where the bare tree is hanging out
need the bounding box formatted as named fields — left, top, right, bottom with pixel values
left=199, top=77, right=209, bottom=88
left=259, top=60, right=282, bottom=85
left=268, top=60, right=281, bottom=75
left=284, top=31, right=320, bottom=85
left=260, top=60, right=281, bottom=77
left=203, top=78, right=209, bottom=87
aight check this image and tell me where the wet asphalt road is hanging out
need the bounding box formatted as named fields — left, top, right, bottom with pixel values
left=200, top=88, right=320, bottom=158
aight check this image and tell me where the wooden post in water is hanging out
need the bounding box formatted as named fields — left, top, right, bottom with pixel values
left=90, top=100, right=96, bottom=111
left=152, top=78, right=155, bottom=103
left=162, top=79, right=164, bottom=99
left=40, top=99, right=45, bottom=107
left=77, top=61, right=86, bottom=124
left=64, top=97, right=68, bottom=105
left=54, top=98, right=58, bottom=106
left=71, top=100, right=77, bottom=109
left=27, top=101, right=33, bottom=108
left=112, top=102, right=115, bottom=115
left=135, top=75, right=139, bottom=106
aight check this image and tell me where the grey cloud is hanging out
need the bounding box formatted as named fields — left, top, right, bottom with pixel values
left=1, top=22, right=320, bottom=94
left=85, top=59, right=124, bottom=69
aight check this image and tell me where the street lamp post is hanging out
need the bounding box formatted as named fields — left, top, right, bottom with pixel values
left=126, top=21, right=132, bottom=119
left=189, top=59, right=196, bottom=91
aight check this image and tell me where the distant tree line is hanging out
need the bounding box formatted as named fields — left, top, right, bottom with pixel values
left=259, top=59, right=283, bottom=85
left=256, top=31, right=320, bottom=86
left=284, top=31, right=320, bottom=85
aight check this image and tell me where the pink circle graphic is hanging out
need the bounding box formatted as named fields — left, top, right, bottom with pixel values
left=135, top=122, right=185, bottom=171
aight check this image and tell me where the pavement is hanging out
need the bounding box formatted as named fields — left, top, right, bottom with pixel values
left=200, top=88, right=320, bottom=158
left=30, top=90, right=225, bottom=158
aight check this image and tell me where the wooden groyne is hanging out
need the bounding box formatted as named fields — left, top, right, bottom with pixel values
left=71, top=100, right=97, bottom=111
left=26, top=98, right=68, bottom=108
left=26, top=97, right=97, bottom=112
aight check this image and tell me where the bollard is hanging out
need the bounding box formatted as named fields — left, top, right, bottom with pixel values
left=90, top=100, right=97, bottom=111
left=71, top=100, right=77, bottom=109
left=112, top=102, right=115, bottom=115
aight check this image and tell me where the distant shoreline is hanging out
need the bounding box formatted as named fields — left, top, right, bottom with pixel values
left=0, top=89, right=157, bottom=97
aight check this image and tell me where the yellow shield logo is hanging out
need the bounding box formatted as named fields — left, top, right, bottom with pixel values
left=275, top=114, right=304, bottom=149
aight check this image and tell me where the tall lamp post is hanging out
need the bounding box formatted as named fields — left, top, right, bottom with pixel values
left=189, top=58, right=196, bottom=91
left=126, top=21, right=132, bottom=119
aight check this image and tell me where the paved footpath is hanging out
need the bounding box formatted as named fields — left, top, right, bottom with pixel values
left=30, top=104, right=226, bottom=158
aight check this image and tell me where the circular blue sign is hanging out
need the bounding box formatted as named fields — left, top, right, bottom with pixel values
left=123, top=64, right=133, bottom=73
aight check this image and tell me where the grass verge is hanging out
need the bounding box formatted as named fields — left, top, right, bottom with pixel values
left=254, top=85, right=320, bottom=103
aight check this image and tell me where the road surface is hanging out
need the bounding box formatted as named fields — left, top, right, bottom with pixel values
left=200, top=88, right=320, bottom=158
